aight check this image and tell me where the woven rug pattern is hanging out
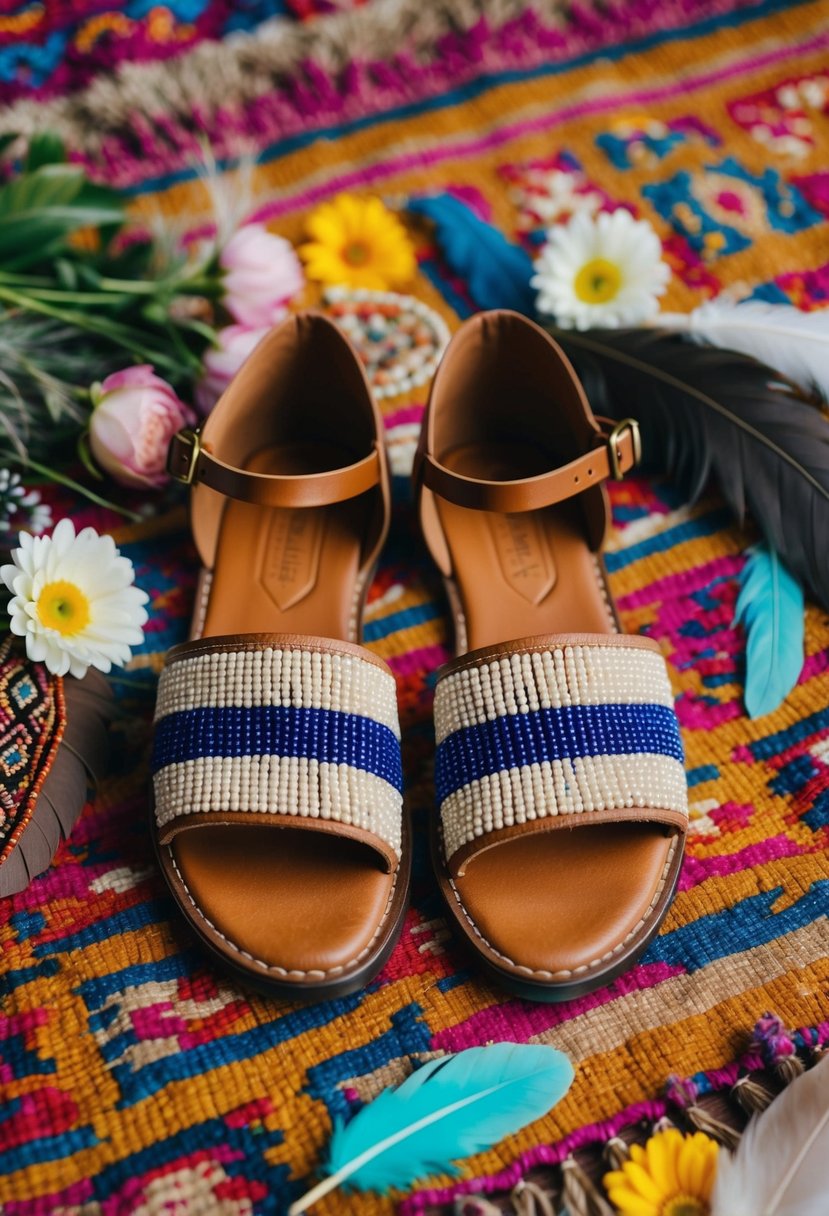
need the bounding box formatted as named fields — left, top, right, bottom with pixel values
left=2, top=0, right=829, bottom=1212
left=0, top=0, right=359, bottom=105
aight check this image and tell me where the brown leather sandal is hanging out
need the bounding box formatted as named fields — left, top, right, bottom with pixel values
left=416, top=310, right=688, bottom=1002
left=151, top=313, right=409, bottom=1000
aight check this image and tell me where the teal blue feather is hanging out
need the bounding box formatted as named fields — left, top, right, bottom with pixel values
left=734, top=543, right=805, bottom=719
left=407, top=194, right=535, bottom=314
left=288, top=1044, right=572, bottom=1211
left=328, top=1043, right=572, bottom=1192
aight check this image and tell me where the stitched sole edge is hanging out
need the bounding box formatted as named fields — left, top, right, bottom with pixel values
left=430, top=815, right=684, bottom=1003
left=151, top=799, right=411, bottom=1002
left=433, top=547, right=685, bottom=1001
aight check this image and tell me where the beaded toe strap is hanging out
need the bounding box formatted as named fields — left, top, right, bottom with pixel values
left=434, top=634, right=688, bottom=876
left=151, top=634, right=403, bottom=871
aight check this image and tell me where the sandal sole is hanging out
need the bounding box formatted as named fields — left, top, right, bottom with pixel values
left=151, top=800, right=412, bottom=1003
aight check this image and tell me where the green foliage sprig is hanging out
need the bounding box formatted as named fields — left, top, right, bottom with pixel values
left=0, top=133, right=221, bottom=512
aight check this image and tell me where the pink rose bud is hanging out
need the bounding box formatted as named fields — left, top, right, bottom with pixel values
left=220, top=223, right=304, bottom=328
left=195, top=324, right=269, bottom=416
left=89, top=365, right=196, bottom=488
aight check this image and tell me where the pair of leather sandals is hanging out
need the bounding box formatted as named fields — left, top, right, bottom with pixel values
left=152, top=310, right=688, bottom=1003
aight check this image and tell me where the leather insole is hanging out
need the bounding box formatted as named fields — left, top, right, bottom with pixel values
left=172, top=444, right=394, bottom=976
left=172, top=826, right=394, bottom=974
left=439, top=444, right=615, bottom=650
left=202, top=444, right=365, bottom=638
left=438, top=442, right=674, bottom=977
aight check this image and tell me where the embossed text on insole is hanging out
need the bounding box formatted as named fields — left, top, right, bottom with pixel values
left=257, top=509, right=325, bottom=611
left=487, top=513, right=556, bottom=605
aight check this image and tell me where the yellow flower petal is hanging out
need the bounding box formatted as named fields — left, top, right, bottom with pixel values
left=297, top=241, right=328, bottom=263
left=297, top=244, right=349, bottom=286
left=646, top=1130, right=681, bottom=1194
left=363, top=194, right=389, bottom=223
left=699, top=1146, right=719, bottom=1194
left=386, top=249, right=417, bottom=279
left=336, top=193, right=365, bottom=238
left=305, top=209, right=344, bottom=245
left=301, top=192, right=416, bottom=291
left=348, top=265, right=391, bottom=290
left=604, top=1184, right=659, bottom=1216
left=605, top=1130, right=716, bottom=1216
left=619, top=1162, right=668, bottom=1204
left=677, top=1132, right=717, bottom=1197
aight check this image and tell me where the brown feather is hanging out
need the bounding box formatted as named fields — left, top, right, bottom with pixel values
left=0, top=666, right=112, bottom=897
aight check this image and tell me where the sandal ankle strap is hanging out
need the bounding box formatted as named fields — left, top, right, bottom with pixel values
left=414, top=417, right=640, bottom=514
left=168, top=427, right=383, bottom=509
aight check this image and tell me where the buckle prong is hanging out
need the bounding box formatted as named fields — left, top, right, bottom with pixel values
left=607, top=418, right=641, bottom=480
left=168, top=427, right=201, bottom=484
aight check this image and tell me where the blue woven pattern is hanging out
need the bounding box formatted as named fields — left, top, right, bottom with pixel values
left=435, top=702, right=684, bottom=804
left=152, top=705, right=403, bottom=792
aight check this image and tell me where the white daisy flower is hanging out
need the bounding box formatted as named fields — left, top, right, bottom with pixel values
left=531, top=209, right=671, bottom=330
left=1, top=518, right=149, bottom=679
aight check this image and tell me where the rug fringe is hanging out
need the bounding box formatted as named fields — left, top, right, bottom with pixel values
left=431, top=1015, right=829, bottom=1216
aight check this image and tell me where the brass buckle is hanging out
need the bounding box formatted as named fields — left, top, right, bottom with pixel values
left=168, top=427, right=201, bottom=484
left=607, top=418, right=641, bottom=480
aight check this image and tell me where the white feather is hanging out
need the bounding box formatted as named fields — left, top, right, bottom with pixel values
left=659, top=300, right=829, bottom=398
left=711, top=1054, right=829, bottom=1216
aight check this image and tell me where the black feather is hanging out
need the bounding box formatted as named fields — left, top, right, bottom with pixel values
left=548, top=326, right=829, bottom=612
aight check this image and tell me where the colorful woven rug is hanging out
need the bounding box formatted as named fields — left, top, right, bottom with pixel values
left=0, top=0, right=363, bottom=104
left=3, top=0, right=829, bottom=1212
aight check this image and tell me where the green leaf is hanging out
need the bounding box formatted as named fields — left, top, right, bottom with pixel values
left=74, top=261, right=105, bottom=289
left=141, top=300, right=170, bottom=325
left=176, top=316, right=219, bottom=345
left=25, top=133, right=66, bottom=171
left=42, top=382, right=71, bottom=423
left=75, top=178, right=124, bottom=214
left=76, top=431, right=104, bottom=481
left=55, top=258, right=80, bottom=290
left=0, top=163, right=83, bottom=218
left=0, top=283, right=184, bottom=375
left=0, top=165, right=124, bottom=269
left=23, top=457, right=141, bottom=521
left=0, top=133, right=18, bottom=160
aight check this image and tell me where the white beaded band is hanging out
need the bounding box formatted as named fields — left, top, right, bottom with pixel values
left=152, top=639, right=403, bottom=861
left=435, top=642, right=675, bottom=744
left=154, top=756, right=402, bottom=853
left=154, top=643, right=400, bottom=737
left=434, top=637, right=688, bottom=870
left=440, top=753, right=688, bottom=863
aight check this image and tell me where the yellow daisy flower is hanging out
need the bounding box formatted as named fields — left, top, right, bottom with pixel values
left=299, top=194, right=417, bottom=290
left=603, top=1129, right=719, bottom=1216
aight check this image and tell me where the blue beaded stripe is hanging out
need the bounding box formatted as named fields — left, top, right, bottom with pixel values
left=435, top=702, right=683, bottom=804
left=151, top=706, right=403, bottom=793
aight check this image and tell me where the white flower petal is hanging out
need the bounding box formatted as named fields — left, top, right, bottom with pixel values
left=0, top=563, right=19, bottom=592
left=2, top=522, right=147, bottom=678
left=533, top=209, right=670, bottom=329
